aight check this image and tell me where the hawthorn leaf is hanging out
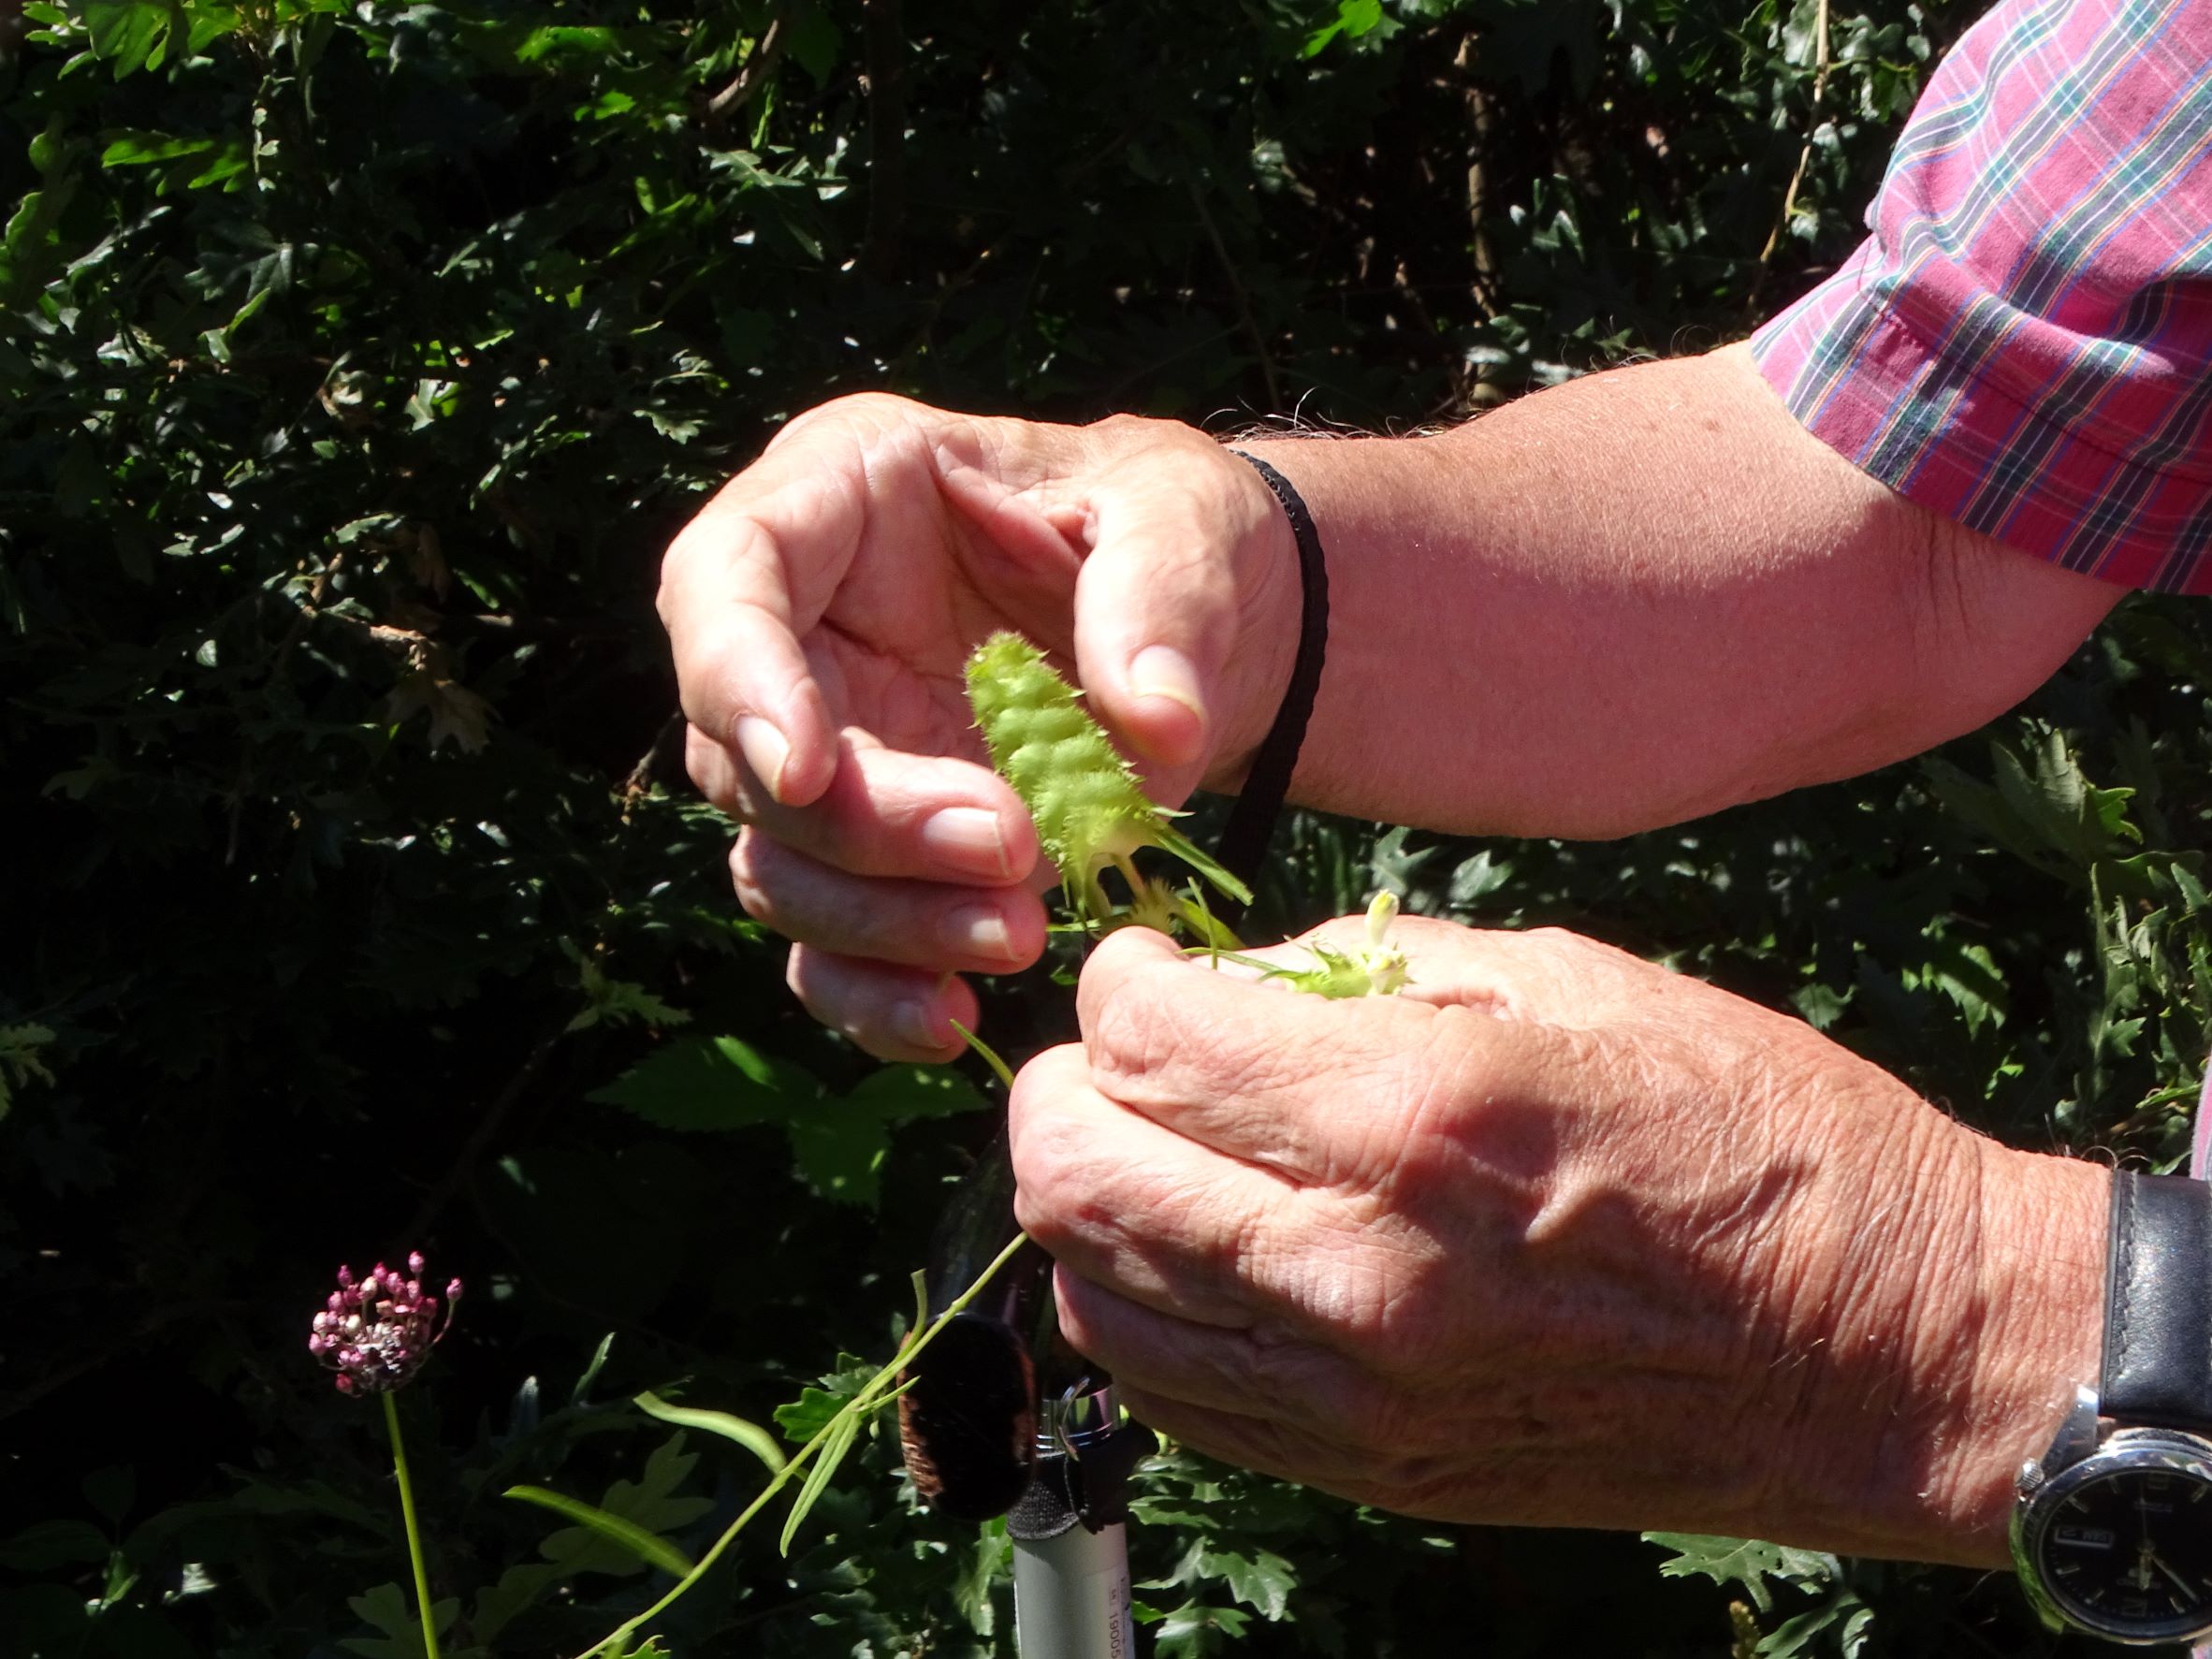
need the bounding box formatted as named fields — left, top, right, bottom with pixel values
left=589, top=1035, right=817, bottom=1129
left=773, top=1353, right=872, bottom=1444
left=1644, top=1533, right=1838, bottom=1616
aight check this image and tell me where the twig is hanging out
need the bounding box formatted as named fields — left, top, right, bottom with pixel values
left=267, top=549, right=347, bottom=682
left=622, top=710, right=689, bottom=814
left=1187, top=181, right=1284, bottom=414
left=1453, top=30, right=1500, bottom=321
left=1758, top=0, right=1832, bottom=267
left=704, top=10, right=791, bottom=125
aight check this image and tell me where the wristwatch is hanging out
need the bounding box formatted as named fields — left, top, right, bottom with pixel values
left=2012, top=1171, right=2212, bottom=1646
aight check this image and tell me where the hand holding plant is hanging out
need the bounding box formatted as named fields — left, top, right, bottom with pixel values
left=660, top=395, right=1302, bottom=1059
left=1006, top=918, right=2109, bottom=1570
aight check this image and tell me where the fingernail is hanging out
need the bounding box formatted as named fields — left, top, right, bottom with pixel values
left=921, top=807, right=1012, bottom=880
left=735, top=716, right=791, bottom=802
left=894, top=1000, right=944, bottom=1052
left=944, top=903, right=1014, bottom=962
left=1129, top=645, right=1205, bottom=727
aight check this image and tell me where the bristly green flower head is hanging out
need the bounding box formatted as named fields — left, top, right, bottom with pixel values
left=964, top=632, right=1251, bottom=927
left=1255, top=890, right=1411, bottom=999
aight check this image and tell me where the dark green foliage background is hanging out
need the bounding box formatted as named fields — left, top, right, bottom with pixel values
left=5, top=1, right=2206, bottom=1653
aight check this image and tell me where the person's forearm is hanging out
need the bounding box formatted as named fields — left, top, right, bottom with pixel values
left=1221, top=344, right=2121, bottom=837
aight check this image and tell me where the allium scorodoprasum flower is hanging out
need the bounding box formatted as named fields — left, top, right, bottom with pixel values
left=309, top=1252, right=461, bottom=1395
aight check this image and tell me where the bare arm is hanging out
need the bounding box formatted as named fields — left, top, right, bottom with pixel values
left=661, top=344, right=2121, bottom=1056
left=1227, top=343, right=2121, bottom=837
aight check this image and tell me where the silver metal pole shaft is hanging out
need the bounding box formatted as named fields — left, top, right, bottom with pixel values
left=1010, top=1380, right=1140, bottom=1659
left=1011, top=1522, right=1134, bottom=1659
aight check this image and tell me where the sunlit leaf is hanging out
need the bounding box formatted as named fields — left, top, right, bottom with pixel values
left=633, top=1390, right=784, bottom=1476
left=504, top=1486, right=695, bottom=1579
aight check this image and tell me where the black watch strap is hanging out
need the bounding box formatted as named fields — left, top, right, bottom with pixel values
left=2101, top=1170, right=2212, bottom=1428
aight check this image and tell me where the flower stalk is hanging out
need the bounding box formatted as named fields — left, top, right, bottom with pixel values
left=383, top=1390, right=443, bottom=1659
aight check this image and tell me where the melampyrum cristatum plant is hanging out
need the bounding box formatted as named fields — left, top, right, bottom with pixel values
left=964, top=631, right=1251, bottom=931
left=964, top=630, right=1410, bottom=994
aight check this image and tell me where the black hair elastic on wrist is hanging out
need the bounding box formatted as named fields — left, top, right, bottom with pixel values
left=1210, top=448, right=1331, bottom=927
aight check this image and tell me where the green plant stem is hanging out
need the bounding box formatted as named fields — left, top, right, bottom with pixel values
left=581, top=1229, right=1035, bottom=1659
left=382, top=1390, right=443, bottom=1659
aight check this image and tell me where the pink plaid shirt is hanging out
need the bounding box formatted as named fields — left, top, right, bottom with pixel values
left=1752, top=0, right=2212, bottom=590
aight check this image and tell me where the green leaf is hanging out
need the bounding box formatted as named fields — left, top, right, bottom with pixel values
left=1759, top=1590, right=1875, bottom=1658
left=773, top=1354, right=871, bottom=1444
left=98, top=129, right=213, bottom=167
left=341, top=1582, right=458, bottom=1659
left=1151, top=1601, right=1254, bottom=1656
left=505, top=1485, right=696, bottom=1578
left=1447, top=850, right=1513, bottom=909
left=779, top=1407, right=857, bottom=1554
left=842, top=1061, right=990, bottom=1118
left=953, top=1521, right=1011, bottom=1636
left=1202, top=1543, right=1297, bottom=1619
left=1302, top=0, right=1383, bottom=57
left=1912, top=935, right=2008, bottom=1036
left=1992, top=730, right=2138, bottom=865
left=782, top=1110, right=892, bottom=1207
left=0, top=171, right=78, bottom=310
left=81, top=1466, right=133, bottom=1529
left=591, top=1044, right=985, bottom=1207
left=469, top=1562, right=564, bottom=1645
left=783, top=2, right=841, bottom=83
left=633, top=1390, right=784, bottom=1475
left=588, top=1035, right=818, bottom=1129
left=514, top=24, right=623, bottom=63
left=0, top=1518, right=109, bottom=1571
left=0, top=1023, right=57, bottom=1123
left=507, top=1433, right=712, bottom=1582
left=81, top=0, right=181, bottom=77
left=1644, top=1533, right=1838, bottom=1616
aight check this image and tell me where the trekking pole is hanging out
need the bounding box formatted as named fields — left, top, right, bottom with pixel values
left=900, top=1142, right=1153, bottom=1657
left=1008, top=1375, right=1152, bottom=1659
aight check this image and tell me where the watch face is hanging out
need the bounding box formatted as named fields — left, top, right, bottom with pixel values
left=2030, top=1441, right=2212, bottom=1642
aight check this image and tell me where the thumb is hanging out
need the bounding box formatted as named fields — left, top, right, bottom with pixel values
left=1070, top=444, right=1299, bottom=782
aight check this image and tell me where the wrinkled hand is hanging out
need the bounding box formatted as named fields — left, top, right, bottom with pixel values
left=659, top=394, right=1298, bottom=1059
left=1007, top=915, right=2103, bottom=1564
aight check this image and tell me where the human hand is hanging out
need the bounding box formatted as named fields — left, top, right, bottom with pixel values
left=659, top=395, right=1301, bottom=1059
left=1006, top=915, right=2105, bottom=1564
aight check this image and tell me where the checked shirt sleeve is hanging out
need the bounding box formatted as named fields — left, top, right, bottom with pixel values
left=1751, top=0, right=2212, bottom=591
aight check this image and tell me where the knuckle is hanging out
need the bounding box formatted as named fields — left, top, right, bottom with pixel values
left=782, top=944, right=835, bottom=1022
left=669, top=636, right=741, bottom=734
left=726, top=833, right=785, bottom=926
left=1010, top=1123, right=1091, bottom=1244
left=771, top=391, right=920, bottom=453
left=1079, top=943, right=1192, bottom=1076
left=1390, top=913, right=1461, bottom=950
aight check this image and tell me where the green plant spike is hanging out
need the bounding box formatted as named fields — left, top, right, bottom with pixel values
left=964, top=632, right=1252, bottom=927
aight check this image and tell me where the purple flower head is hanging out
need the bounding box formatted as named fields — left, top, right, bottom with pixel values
left=308, top=1254, right=461, bottom=1396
